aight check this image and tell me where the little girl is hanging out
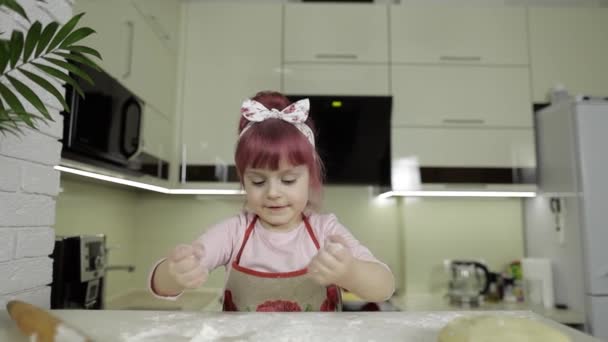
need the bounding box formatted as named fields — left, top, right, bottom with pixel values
left=149, top=91, right=394, bottom=312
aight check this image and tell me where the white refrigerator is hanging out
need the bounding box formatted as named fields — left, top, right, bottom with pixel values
left=524, top=96, right=608, bottom=339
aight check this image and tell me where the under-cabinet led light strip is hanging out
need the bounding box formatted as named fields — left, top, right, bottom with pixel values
left=55, top=166, right=535, bottom=198
left=54, top=165, right=245, bottom=195
left=377, top=190, right=536, bottom=199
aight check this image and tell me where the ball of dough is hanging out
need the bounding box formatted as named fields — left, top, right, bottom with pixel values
left=438, top=315, right=571, bottom=342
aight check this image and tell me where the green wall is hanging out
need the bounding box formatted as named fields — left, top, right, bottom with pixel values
left=55, top=176, right=524, bottom=301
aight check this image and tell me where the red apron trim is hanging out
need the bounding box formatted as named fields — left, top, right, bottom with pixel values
left=232, top=214, right=319, bottom=278
left=231, top=262, right=309, bottom=278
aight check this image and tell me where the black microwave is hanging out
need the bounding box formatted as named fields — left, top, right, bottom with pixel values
left=61, top=62, right=143, bottom=171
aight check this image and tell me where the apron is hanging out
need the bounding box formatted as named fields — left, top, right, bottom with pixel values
left=222, top=215, right=341, bottom=312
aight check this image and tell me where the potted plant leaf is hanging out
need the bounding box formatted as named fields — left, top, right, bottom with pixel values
left=0, top=0, right=101, bottom=136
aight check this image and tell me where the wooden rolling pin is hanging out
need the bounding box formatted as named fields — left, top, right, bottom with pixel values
left=6, top=300, right=92, bottom=342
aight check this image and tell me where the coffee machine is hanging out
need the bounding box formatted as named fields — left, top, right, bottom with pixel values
left=51, top=235, right=106, bottom=309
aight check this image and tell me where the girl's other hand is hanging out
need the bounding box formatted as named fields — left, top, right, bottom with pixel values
left=167, top=243, right=208, bottom=289
left=307, top=235, right=353, bottom=286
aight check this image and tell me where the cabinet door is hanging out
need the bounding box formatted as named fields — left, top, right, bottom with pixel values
left=283, top=64, right=389, bottom=96
left=131, top=0, right=180, bottom=53
left=74, top=0, right=135, bottom=81
left=391, top=7, right=528, bottom=65
left=180, top=3, right=282, bottom=167
left=125, top=13, right=177, bottom=121
left=284, top=4, right=389, bottom=63
left=529, top=8, right=608, bottom=103
left=391, top=65, right=532, bottom=127
left=589, top=297, right=608, bottom=339
left=76, top=0, right=176, bottom=120
left=141, top=105, right=172, bottom=162
left=392, top=127, right=535, bottom=168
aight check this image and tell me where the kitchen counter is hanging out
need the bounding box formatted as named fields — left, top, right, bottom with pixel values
left=104, top=288, right=222, bottom=311
left=390, top=294, right=586, bottom=326
left=0, top=309, right=600, bottom=341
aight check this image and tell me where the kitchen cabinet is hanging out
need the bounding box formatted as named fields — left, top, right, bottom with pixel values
left=123, top=13, right=177, bottom=121
left=74, top=0, right=177, bottom=121
left=390, top=7, right=528, bottom=65
left=528, top=8, right=608, bottom=103
left=131, top=0, right=180, bottom=53
left=179, top=3, right=281, bottom=173
left=141, top=105, right=172, bottom=164
left=74, top=0, right=136, bottom=82
left=392, top=127, right=535, bottom=168
left=283, top=64, right=389, bottom=96
left=284, top=4, right=389, bottom=63
left=391, top=65, right=532, bottom=127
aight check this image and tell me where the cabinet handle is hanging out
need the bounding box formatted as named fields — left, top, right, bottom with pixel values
left=443, top=118, right=485, bottom=125
left=123, top=20, right=135, bottom=79
left=315, top=53, right=358, bottom=60
left=439, top=55, right=482, bottom=62
left=180, top=143, right=187, bottom=183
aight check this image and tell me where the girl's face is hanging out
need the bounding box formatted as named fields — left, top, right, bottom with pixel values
left=243, top=160, right=310, bottom=231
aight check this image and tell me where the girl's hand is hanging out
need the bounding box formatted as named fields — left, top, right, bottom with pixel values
left=167, top=243, right=208, bottom=289
left=307, top=235, right=354, bottom=286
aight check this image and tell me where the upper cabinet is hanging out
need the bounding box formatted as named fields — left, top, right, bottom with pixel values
left=179, top=3, right=282, bottom=174
left=131, top=0, right=180, bottom=54
left=283, top=64, right=389, bottom=96
left=123, top=13, right=177, bottom=120
left=391, top=7, right=528, bottom=65
left=75, top=0, right=136, bottom=82
left=75, top=0, right=177, bottom=120
left=284, top=4, right=389, bottom=63
left=392, top=65, right=532, bottom=127
left=528, top=8, right=608, bottom=103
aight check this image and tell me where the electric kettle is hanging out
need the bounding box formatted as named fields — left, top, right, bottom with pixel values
left=445, top=260, right=490, bottom=306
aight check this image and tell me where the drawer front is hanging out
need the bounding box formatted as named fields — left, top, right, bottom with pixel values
left=392, top=65, right=532, bottom=128
left=391, top=7, right=528, bottom=65
left=283, top=64, right=389, bottom=96
left=392, top=127, right=535, bottom=168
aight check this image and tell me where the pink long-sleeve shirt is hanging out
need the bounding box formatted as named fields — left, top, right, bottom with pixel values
left=149, top=212, right=390, bottom=299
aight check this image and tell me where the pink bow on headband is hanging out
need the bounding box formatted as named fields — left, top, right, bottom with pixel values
left=239, top=98, right=315, bottom=146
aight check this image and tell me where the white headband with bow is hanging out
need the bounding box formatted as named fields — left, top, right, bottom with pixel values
left=239, top=98, right=315, bottom=146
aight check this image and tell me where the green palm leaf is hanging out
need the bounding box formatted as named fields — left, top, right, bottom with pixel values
left=31, top=62, right=85, bottom=97
left=62, top=45, right=102, bottom=60
left=0, top=0, right=29, bottom=21
left=6, top=75, right=52, bottom=120
left=35, top=22, right=58, bottom=58
left=0, top=100, right=27, bottom=136
left=0, top=40, right=9, bottom=74
left=1, top=11, right=101, bottom=136
left=59, top=27, right=96, bottom=49
left=53, top=51, right=101, bottom=71
left=0, top=83, right=35, bottom=128
left=23, top=21, right=42, bottom=62
left=43, top=57, right=94, bottom=85
left=0, top=115, right=23, bottom=136
left=46, top=13, right=84, bottom=53
left=9, top=31, right=24, bottom=69
left=18, top=68, right=70, bottom=112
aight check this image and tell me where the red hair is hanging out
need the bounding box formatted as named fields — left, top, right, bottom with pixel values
left=235, top=91, right=324, bottom=207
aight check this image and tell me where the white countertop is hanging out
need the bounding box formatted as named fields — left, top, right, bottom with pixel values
left=0, top=309, right=600, bottom=342
left=389, top=294, right=586, bottom=325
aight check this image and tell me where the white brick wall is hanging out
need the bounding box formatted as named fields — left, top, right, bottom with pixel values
left=0, top=0, right=72, bottom=309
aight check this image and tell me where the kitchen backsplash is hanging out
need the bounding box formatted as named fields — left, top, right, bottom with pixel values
left=56, top=177, right=524, bottom=301
left=55, top=178, right=139, bottom=302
